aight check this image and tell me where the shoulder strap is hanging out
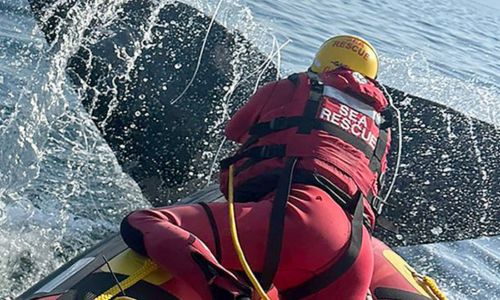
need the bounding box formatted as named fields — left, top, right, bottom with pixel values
left=297, top=75, right=324, bottom=134
left=259, top=158, right=299, bottom=290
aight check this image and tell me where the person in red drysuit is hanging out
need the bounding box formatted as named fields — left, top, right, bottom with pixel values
left=121, top=35, right=394, bottom=300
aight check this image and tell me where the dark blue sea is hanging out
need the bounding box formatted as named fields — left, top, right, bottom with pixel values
left=0, top=0, right=498, bottom=298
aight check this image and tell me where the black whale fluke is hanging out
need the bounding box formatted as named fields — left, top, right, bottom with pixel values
left=28, top=0, right=498, bottom=246
left=29, top=0, right=277, bottom=205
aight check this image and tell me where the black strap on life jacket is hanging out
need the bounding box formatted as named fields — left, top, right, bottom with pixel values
left=259, top=157, right=298, bottom=290
left=248, top=116, right=375, bottom=160
left=199, top=202, right=222, bottom=262
left=220, top=145, right=287, bottom=169
left=280, top=191, right=365, bottom=300
left=297, top=77, right=323, bottom=134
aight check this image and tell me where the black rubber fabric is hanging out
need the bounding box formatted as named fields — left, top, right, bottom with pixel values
left=280, top=192, right=365, bottom=300
left=259, top=157, right=299, bottom=290
left=58, top=273, right=179, bottom=300
left=199, top=202, right=223, bottom=262
left=120, top=212, right=148, bottom=257
left=369, top=127, right=389, bottom=172
left=374, top=287, right=432, bottom=300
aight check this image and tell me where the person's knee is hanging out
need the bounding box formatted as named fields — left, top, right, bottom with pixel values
left=120, top=211, right=148, bottom=257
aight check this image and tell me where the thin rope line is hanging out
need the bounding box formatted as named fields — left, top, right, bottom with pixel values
left=380, top=84, right=403, bottom=205
left=206, top=136, right=227, bottom=186
left=243, top=39, right=291, bottom=85
left=170, top=0, right=224, bottom=105
left=102, top=255, right=126, bottom=296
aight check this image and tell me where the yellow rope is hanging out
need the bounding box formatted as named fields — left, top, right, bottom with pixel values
left=409, top=269, right=448, bottom=300
left=228, top=165, right=270, bottom=300
left=94, top=259, right=158, bottom=300
left=422, top=275, right=448, bottom=300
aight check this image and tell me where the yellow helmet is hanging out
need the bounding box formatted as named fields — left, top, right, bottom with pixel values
left=310, top=35, right=379, bottom=79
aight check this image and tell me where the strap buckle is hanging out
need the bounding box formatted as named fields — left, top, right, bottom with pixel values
left=371, top=195, right=385, bottom=215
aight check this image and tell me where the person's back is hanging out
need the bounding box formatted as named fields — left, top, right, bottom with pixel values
left=220, top=66, right=392, bottom=228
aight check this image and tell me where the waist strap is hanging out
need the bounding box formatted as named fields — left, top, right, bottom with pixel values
left=220, top=145, right=286, bottom=169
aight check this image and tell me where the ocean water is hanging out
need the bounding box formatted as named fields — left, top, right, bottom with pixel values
left=0, top=0, right=498, bottom=299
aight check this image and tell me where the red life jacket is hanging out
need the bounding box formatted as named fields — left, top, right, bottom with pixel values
left=221, top=69, right=392, bottom=225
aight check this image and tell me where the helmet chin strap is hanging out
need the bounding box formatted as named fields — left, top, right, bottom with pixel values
left=379, top=84, right=403, bottom=208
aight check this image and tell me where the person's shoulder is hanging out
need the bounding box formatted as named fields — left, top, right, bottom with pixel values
left=257, top=72, right=306, bottom=92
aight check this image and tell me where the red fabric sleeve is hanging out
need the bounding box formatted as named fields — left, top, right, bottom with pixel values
left=225, top=81, right=278, bottom=143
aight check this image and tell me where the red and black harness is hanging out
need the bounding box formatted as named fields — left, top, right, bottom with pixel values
left=220, top=73, right=392, bottom=299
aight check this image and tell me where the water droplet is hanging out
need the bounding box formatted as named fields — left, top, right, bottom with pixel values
left=134, top=111, right=141, bottom=117
left=162, top=85, right=168, bottom=90
left=429, top=205, right=436, bottom=212
left=431, top=226, right=443, bottom=236
left=174, top=63, right=182, bottom=69
left=396, top=234, right=404, bottom=240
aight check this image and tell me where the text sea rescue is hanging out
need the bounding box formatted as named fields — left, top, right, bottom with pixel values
left=319, top=104, right=378, bottom=150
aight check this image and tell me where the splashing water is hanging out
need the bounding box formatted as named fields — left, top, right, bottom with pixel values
left=0, top=0, right=282, bottom=297
left=0, top=0, right=498, bottom=299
